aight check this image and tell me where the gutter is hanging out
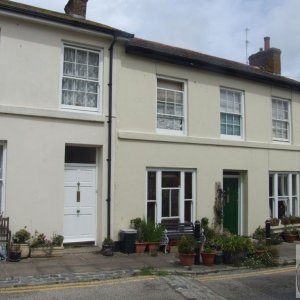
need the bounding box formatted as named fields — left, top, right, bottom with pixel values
left=106, top=35, right=117, bottom=239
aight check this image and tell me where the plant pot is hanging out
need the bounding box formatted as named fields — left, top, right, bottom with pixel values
left=214, top=252, right=224, bottom=264
left=102, top=244, right=114, bottom=256
left=147, top=242, right=159, bottom=253
left=179, top=253, right=195, bottom=266
left=9, top=251, right=21, bottom=262
left=255, top=249, right=267, bottom=256
left=30, top=246, right=64, bottom=257
left=270, top=219, right=279, bottom=226
left=282, top=233, right=298, bottom=243
left=19, top=244, right=30, bottom=258
left=201, top=252, right=216, bottom=266
left=135, top=242, right=147, bottom=253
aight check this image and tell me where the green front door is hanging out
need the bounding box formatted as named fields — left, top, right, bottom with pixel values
left=223, top=177, right=239, bottom=234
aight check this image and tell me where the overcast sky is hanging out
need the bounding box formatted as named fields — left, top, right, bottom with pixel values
left=15, top=0, right=300, bottom=81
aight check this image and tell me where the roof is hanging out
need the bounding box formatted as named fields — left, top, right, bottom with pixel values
left=126, top=38, right=300, bottom=91
left=0, top=0, right=134, bottom=39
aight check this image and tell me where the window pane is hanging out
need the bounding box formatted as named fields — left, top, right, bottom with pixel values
left=292, top=175, right=297, bottom=195
left=88, top=66, right=99, bottom=80
left=292, top=197, right=298, bottom=216
left=86, top=94, right=97, bottom=108
left=87, top=82, right=98, bottom=93
left=62, top=91, right=73, bottom=105
left=171, top=190, right=179, bottom=216
left=76, top=64, right=87, bottom=78
left=157, top=79, right=183, bottom=91
left=147, top=172, right=156, bottom=200
left=89, top=52, right=99, bottom=66
left=76, top=50, right=87, bottom=64
left=162, top=190, right=170, bottom=217
left=0, top=145, right=3, bottom=179
left=64, top=48, right=75, bottom=62
left=74, top=92, right=85, bottom=106
left=147, top=202, right=156, bottom=222
left=185, top=201, right=192, bottom=222
left=63, top=62, right=75, bottom=76
left=185, top=172, right=192, bottom=199
left=269, top=175, right=274, bottom=197
left=62, top=78, right=74, bottom=91
left=65, top=146, right=96, bottom=164
left=157, top=102, right=165, bottom=114
left=278, top=174, right=288, bottom=196
left=278, top=200, right=286, bottom=218
left=162, top=172, right=180, bottom=187
left=269, top=198, right=274, bottom=217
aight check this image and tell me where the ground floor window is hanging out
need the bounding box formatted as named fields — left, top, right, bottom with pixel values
left=146, top=169, right=195, bottom=223
left=0, top=144, right=5, bottom=214
left=269, top=172, right=299, bottom=218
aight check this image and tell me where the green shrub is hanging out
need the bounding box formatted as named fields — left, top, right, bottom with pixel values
left=177, top=235, right=197, bottom=254
left=14, top=228, right=31, bottom=244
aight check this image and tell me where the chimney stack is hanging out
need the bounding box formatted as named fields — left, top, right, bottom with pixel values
left=264, top=36, right=270, bottom=50
left=65, top=0, right=88, bottom=19
left=249, top=37, right=281, bottom=75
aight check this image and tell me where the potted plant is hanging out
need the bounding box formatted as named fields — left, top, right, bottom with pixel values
left=131, top=218, right=147, bottom=253
left=30, top=231, right=64, bottom=257
left=143, top=221, right=164, bottom=253
left=255, top=242, right=268, bottom=256
left=201, top=243, right=216, bottom=266
left=101, top=237, right=114, bottom=256
left=212, top=235, right=224, bottom=264
left=280, top=216, right=291, bottom=225
left=222, top=235, right=254, bottom=264
left=269, top=218, right=279, bottom=226
left=177, top=235, right=197, bottom=267
left=13, top=227, right=31, bottom=258
left=9, top=244, right=21, bottom=262
left=282, top=225, right=298, bottom=243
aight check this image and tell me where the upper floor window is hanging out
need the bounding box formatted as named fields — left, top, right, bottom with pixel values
left=61, top=44, right=102, bottom=112
left=220, top=88, right=244, bottom=139
left=157, top=78, right=185, bottom=134
left=272, top=98, right=290, bottom=142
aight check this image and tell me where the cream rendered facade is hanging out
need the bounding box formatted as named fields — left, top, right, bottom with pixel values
left=114, top=51, right=300, bottom=236
left=0, top=12, right=126, bottom=244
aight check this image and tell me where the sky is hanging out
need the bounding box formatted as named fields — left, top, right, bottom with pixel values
left=14, top=0, right=300, bottom=81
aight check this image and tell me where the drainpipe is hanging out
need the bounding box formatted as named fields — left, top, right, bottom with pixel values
left=106, top=35, right=117, bottom=239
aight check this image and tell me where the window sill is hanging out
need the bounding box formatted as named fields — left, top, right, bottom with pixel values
left=0, top=105, right=105, bottom=123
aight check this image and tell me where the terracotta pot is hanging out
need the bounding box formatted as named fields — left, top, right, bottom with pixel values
left=179, top=253, right=195, bottom=266
left=147, top=242, right=159, bottom=253
left=255, top=250, right=267, bottom=256
left=135, top=242, right=147, bottom=253
left=201, top=252, right=216, bottom=266
left=282, top=233, right=298, bottom=243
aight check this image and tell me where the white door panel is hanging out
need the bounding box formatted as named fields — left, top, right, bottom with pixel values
left=64, top=165, right=96, bottom=243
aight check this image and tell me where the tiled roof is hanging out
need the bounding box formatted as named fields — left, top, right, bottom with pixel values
left=0, top=0, right=134, bottom=39
left=127, top=38, right=300, bottom=90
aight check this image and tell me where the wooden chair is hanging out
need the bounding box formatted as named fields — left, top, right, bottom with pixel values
left=0, top=217, right=11, bottom=259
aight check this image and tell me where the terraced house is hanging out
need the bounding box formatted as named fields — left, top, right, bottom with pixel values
left=0, top=0, right=300, bottom=245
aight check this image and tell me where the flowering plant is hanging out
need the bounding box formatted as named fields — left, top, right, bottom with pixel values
left=30, top=231, right=64, bottom=248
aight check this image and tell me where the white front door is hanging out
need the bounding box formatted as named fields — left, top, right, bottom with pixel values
left=64, top=165, right=96, bottom=243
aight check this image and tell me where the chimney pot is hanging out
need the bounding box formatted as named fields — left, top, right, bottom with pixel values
left=65, top=0, right=88, bottom=19
left=264, top=36, right=270, bottom=50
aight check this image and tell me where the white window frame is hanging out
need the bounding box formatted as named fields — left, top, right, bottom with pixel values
left=60, top=43, right=103, bottom=114
left=220, top=87, right=244, bottom=140
left=156, top=76, right=187, bottom=135
left=269, top=172, right=299, bottom=218
left=0, top=143, right=6, bottom=215
left=272, top=97, right=291, bottom=143
left=146, top=169, right=195, bottom=223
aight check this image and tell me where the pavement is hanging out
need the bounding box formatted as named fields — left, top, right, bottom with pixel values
left=0, top=242, right=297, bottom=288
